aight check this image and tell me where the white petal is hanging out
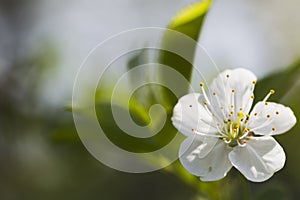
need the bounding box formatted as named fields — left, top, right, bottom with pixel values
left=229, top=136, right=286, bottom=182
left=248, top=101, right=296, bottom=135
left=208, top=68, right=257, bottom=120
left=179, top=135, right=218, bottom=160
left=172, top=93, right=217, bottom=136
left=179, top=139, right=232, bottom=181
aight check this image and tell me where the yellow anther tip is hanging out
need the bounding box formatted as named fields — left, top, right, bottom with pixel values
left=200, top=82, right=204, bottom=87
left=270, top=89, right=275, bottom=94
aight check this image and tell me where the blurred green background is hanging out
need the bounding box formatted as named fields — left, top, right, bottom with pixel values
left=1, top=0, right=300, bottom=199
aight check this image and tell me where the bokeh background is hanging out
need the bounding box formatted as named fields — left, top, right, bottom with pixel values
left=1, top=0, right=300, bottom=199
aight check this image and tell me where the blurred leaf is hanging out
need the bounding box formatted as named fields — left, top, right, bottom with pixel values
left=95, top=95, right=178, bottom=153
left=169, top=0, right=212, bottom=38
left=159, top=0, right=212, bottom=107
left=52, top=125, right=80, bottom=143
left=254, top=60, right=300, bottom=103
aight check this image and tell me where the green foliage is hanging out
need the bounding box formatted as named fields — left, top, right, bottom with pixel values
left=160, top=0, right=212, bottom=106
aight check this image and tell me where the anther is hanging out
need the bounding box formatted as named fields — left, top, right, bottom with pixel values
left=191, top=128, right=195, bottom=131
left=213, top=92, right=216, bottom=96
left=270, top=89, right=275, bottom=94
left=276, top=111, right=279, bottom=115
left=189, top=105, right=192, bottom=107
left=243, top=139, right=248, bottom=144
left=232, top=89, right=235, bottom=93
left=226, top=74, right=230, bottom=78
left=265, top=102, right=268, bottom=105
left=254, top=113, right=258, bottom=116
left=272, top=127, right=276, bottom=131
left=203, top=101, right=208, bottom=105
left=252, top=81, right=256, bottom=84
left=251, top=95, right=254, bottom=99
left=267, top=114, right=270, bottom=118
left=239, top=107, right=243, bottom=111
left=200, top=82, right=204, bottom=87
left=230, top=105, right=234, bottom=108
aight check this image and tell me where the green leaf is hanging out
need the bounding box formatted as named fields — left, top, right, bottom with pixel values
left=254, top=60, right=300, bottom=103
left=169, top=0, right=212, bottom=39
left=159, top=0, right=212, bottom=107
left=95, top=101, right=179, bottom=153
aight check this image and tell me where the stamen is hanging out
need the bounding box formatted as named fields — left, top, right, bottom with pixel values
left=231, top=90, right=235, bottom=113
left=239, top=129, right=250, bottom=139
left=223, top=138, right=232, bottom=144
left=237, top=139, right=247, bottom=147
left=200, top=82, right=214, bottom=113
left=251, top=80, right=256, bottom=91
left=276, top=111, right=279, bottom=115
left=263, top=89, right=275, bottom=102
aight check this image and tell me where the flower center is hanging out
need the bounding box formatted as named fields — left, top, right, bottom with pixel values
left=222, top=112, right=249, bottom=147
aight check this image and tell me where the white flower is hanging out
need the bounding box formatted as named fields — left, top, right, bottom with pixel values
left=172, top=68, right=296, bottom=182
